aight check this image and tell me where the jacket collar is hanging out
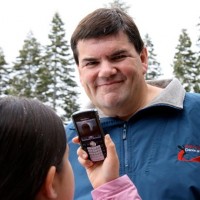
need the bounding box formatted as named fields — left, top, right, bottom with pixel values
left=146, top=78, right=185, bottom=109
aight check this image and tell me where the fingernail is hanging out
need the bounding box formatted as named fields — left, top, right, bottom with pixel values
left=105, top=134, right=110, bottom=139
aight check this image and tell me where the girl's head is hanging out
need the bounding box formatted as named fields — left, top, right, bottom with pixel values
left=0, top=96, right=74, bottom=200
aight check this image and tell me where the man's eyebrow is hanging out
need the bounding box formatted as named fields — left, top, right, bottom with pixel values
left=81, top=57, right=97, bottom=63
left=110, top=49, right=128, bottom=57
left=82, top=57, right=96, bottom=61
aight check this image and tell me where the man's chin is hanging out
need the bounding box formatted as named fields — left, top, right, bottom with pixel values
left=98, top=99, right=120, bottom=109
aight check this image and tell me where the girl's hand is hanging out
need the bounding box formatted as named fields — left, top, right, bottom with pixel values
left=72, top=134, right=119, bottom=189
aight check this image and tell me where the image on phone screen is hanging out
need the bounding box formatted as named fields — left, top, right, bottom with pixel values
left=72, top=110, right=107, bottom=162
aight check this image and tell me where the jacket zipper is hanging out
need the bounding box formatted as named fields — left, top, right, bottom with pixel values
left=123, top=123, right=128, bottom=169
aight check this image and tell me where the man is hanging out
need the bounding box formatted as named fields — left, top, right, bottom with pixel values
left=67, top=7, right=200, bottom=200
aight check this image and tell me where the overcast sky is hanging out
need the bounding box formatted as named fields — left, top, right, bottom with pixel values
left=0, top=0, right=200, bottom=79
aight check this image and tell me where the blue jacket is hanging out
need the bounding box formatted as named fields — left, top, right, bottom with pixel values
left=66, top=79, right=200, bottom=200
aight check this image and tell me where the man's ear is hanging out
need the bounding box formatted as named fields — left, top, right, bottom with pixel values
left=140, top=47, right=148, bottom=74
left=38, top=166, right=58, bottom=199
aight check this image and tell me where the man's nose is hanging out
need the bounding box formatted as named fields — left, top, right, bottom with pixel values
left=98, top=61, right=117, bottom=78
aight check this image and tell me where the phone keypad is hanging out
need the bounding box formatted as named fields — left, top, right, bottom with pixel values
left=87, top=145, right=105, bottom=161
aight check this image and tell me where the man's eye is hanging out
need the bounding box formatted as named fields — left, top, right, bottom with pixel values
left=85, top=61, right=98, bottom=67
left=112, top=54, right=126, bottom=61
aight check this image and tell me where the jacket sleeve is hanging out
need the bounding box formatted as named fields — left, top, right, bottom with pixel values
left=91, top=175, right=142, bottom=200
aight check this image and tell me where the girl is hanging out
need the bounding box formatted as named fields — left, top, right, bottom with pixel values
left=0, top=96, right=141, bottom=200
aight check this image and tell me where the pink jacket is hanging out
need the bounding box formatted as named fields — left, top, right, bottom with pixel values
left=91, top=175, right=141, bottom=200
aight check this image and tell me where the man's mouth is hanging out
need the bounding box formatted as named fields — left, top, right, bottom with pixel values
left=97, top=80, right=122, bottom=87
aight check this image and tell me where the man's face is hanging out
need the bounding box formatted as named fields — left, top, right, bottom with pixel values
left=77, top=31, right=148, bottom=117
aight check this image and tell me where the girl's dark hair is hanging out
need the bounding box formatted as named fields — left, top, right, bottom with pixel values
left=0, top=96, right=67, bottom=200
left=71, top=8, right=144, bottom=65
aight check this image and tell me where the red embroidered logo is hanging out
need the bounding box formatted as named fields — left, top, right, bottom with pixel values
left=177, top=145, right=200, bottom=162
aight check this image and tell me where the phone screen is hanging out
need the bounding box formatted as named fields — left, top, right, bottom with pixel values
left=72, top=109, right=107, bottom=162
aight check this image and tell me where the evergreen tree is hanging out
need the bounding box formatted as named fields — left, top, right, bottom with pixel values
left=195, top=17, right=200, bottom=92
left=143, top=34, right=162, bottom=80
left=8, top=32, right=42, bottom=97
left=0, top=47, right=9, bottom=96
left=44, top=12, right=80, bottom=120
left=172, top=29, right=197, bottom=92
left=105, top=0, right=130, bottom=13
left=35, top=59, right=53, bottom=102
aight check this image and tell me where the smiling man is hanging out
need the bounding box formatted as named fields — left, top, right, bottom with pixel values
left=76, top=31, right=162, bottom=119
left=66, top=8, right=200, bottom=200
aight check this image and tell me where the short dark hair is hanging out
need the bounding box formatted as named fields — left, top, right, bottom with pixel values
left=0, top=96, right=66, bottom=200
left=71, top=8, right=144, bottom=65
